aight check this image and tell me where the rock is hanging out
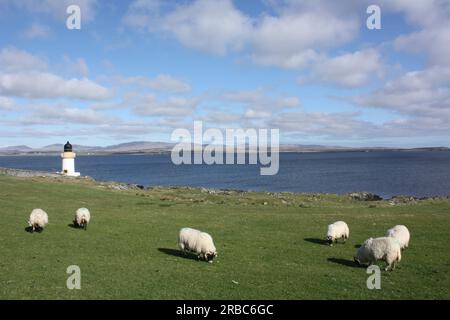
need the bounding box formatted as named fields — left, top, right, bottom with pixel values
left=389, top=195, right=418, bottom=204
left=348, top=192, right=383, bottom=201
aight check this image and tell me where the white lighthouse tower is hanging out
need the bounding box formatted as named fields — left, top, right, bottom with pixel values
left=61, top=141, right=80, bottom=177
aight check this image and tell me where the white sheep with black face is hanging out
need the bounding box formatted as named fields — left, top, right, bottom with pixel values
left=178, top=228, right=217, bottom=263
left=74, top=208, right=91, bottom=230
left=354, top=237, right=402, bottom=271
left=386, top=225, right=410, bottom=250
left=28, top=209, right=48, bottom=232
left=326, top=221, right=349, bottom=246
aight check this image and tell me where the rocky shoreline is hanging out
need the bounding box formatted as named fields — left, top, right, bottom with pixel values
left=1, top=167, right=448, bottom=203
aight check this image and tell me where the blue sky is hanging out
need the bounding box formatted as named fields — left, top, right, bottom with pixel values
left=0, top=0, right=449, bottom=148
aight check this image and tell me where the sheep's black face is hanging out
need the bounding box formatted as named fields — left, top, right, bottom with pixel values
left=206, top=253, right=216, bottom=262
left=326, top=236, right=333, bottom=245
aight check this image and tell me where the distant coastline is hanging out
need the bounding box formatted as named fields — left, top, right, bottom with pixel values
left=0, top=143, right=449, bottom=156
left=1, top=166, right=449, bottom=202
left=2, top=151, right=450, bottom=198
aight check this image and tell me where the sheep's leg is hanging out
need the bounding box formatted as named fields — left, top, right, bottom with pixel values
left=179, top=243, right=187, bottom=255
left=385, top=259, right=393, bottom=271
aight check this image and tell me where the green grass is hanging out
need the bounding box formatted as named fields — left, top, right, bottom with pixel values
left=0, top=174, right=449, bottom=299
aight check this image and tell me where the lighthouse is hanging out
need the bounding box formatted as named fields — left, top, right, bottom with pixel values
left=61, top=141, right=80, bottom=177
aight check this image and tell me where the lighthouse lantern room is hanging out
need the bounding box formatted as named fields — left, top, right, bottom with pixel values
left=61, top=141, right=80, bottom=177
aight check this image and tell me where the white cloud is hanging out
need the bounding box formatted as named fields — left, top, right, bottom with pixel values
left=6, top=0, right=98, bottom=22
left=0, top=96, right=16, bottom=110
left=0, top=47, right=47, bottom=72
left=61, top=56, right=90, bottom=78
left=162, top=0, right=252, bottom=55
left=202, top=110, right=242, bottom=124
left=251, top=11, right=358, bottom=69
left=379, top=0, right=450, bottom=28
left=0, top=72, right=111, bottom=100
left=22, top=23, right=51, bottom=39
left=112, top=74, right=191, bottom=93
left=270, top=109, right=450, bottom=141
left=122, top=0, right=161, bottom=30
left=21, top=105, right=116, bottom=125
left=244, top=109, right=272, bottom=119
left=124, top=0, right=360, bottom=69
left=223, top=90, right=300, bottom=111
left=394, top=25, right=450, bottom=67
left=271, top=111, right=373, bottom=138
left=351, top=67, right=450, bottom=119
left=0, top=48, right=108, bottom=100
left=132, top=94, right=200, bottom=117
left=381, top=0, right=450, bottom=67
left=311, top=49, right=383, bottom=87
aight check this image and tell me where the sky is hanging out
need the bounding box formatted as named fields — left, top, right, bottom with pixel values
left=0, top=0, right=449, bottom=148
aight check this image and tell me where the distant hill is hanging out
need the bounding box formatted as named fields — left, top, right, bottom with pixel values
left=0, top=145, right=33, bottom=153
left=0, top=142, right=448, bottom=155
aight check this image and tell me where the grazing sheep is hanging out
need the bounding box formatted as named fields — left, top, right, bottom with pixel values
left=354, top=237, right=402, bottom=271
left=178, top=227, right=217, bottom=263
left=386, top=225, right=410, bottom=250
left=74, top=208, right=91, bottom=230
left=326, top=221, right=349, bottom=245
left=28, top=209, right=48, bottom=233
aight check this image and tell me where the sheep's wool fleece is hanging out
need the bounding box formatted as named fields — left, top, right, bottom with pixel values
left=29, top=209, right=48, bottom=227
left=356, top=237, right=401, bottom=264
left=178, top=228, right=216, bottom=254
left=75, top=208, right=91, bottom=224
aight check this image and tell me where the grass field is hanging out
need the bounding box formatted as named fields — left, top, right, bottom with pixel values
left=0, top=174, right=449, bottom=299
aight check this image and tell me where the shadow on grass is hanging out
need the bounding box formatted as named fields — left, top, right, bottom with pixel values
left=327, top=258, right=362, bottom=268
left=354, top=244, right=361, bottom=248
left=25, top=226, right=42, bottom=233
left=68, top=223, right=88, bottom=231
left=304, top=238, right=328, bottom=245
left=158, top=248, right=199, bottom=261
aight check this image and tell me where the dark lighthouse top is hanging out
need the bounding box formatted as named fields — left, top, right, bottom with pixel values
left=64, top=141, right=72, bottom=152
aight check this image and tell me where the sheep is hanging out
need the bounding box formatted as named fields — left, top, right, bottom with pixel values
left=354, top=237, right=402, bottom=271
left=326, top=221, right=349, bottom=246
left=386, top=225, right=410, bottom=250
left=178, top=227, right=217, bottom=263
left=73, top=208, right=91, bottom=230
left=28, top=209, right=48, bottom=233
